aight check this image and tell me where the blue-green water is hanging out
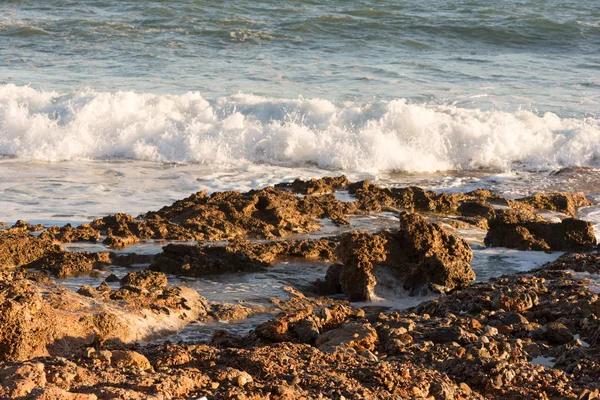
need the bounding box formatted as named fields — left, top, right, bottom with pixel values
left=0, top=0, right=599, bottom=171
left=2, top=0, right=599, bottom=114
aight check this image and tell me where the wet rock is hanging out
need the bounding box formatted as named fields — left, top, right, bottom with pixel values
left=485, top=209, right=596, bottom=251
left=315, top=263, right=343, bottom=294
left=227, top=238, right=339, bottom=263
left=105, top=273, right=120, bottom=283
left=457, top=200, right=496, bottom=219
left=150, top=243, right=268, bottom=277
left=25, top=251, right=111, bottom=278
left=347, top=181, right=505, bottom=214
left=91, top=213, right=201, bottom=248
left=274, top=175, right=350, bottom=195
left=210, top=303, right=254, bottom=321
left=512, top=192, right=592, bottom=217
left=144, top=187, right=352, bottom=241
left=336, top=212, right=474, bottom=301
left=0, top=271, right=209, bottom=362
left=120, top=270, right=168, bottom=289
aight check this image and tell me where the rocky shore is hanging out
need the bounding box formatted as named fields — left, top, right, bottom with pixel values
left=0, top=177, right=599, bottom=399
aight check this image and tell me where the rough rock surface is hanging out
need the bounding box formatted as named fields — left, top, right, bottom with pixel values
left=150, top=238, right=338, bottom=277
left=0, top=229, right=61, bottom=269
left=485, top=209, right=597, bottom=250
left=25, top=251, right=112, bottom=278
left=0, top=271, right=209, bottom=362
left=274, top=175, right=351, bottom=195
left=512, top=192, right=592, bottom=217
left=2, top=254, right=600, bottom=399
left=334, top=212, right=475, bottom=301
left=33, top=178, right=594, bottom=250
left=40, top=224, right=101, bottom=243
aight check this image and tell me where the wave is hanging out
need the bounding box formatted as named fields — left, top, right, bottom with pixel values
left=0, top=84, right=598, bottom=173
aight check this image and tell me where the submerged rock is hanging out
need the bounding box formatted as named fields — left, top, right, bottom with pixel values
left=485, top=209, right=596, bottom=251
left=334, top=212, right=475, bottom=301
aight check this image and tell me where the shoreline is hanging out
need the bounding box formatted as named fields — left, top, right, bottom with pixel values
left=0, top=177, right=599, bottom=399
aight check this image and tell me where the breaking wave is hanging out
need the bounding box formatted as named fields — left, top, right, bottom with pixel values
left=0, top=84, right=598, bottom=173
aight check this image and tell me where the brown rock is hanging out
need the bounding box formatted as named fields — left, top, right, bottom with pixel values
left=316, top=322, right=378, bottom=353
left=111, top=350, right=153, bottom=370
left=513, top=192, right=592, bottom=216
left=485, top=209, right=596, bottom=251
left=0, top=231, right=61, bottom=269
left=120, top=270, right=168, bottom=289
left=336, top=213, right=475, bottom=301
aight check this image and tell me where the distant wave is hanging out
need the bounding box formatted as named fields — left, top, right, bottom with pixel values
left=0, top=84, right=598, bottom=173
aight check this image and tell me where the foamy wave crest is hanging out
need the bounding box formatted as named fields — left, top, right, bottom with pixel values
left=0, top=84, right=598, bottom=173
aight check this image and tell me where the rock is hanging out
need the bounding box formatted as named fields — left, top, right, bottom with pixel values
left=40, top=224, right=101, bottom=243
left=492, top=289, right=539, bottom=312
left=430, top=381, right=456, bottom=400
left=224, top=368, right=253, bottom=387
left=150, top=243, right=268, bottom=277
left=0, top=231, right=61, bottom=269
left=105, top=273, right=120, bottom=283
left=274, top=176, right=350, bottom=195
left=512, top=192, right=592, bottom=217
left=120, top=270, right=168, bottom=289
left=425, top=326, right=472, bottom=345
left=457, top=200, right=496, bottom=219
left=336, top=212, right=475, bottom=301
left=210, top=303, right=253, bottom=321
left=485, top=209, right=596, bottom=251
left=0, top=362, right=46, bottom=397
left=315, top=322, right=378, bottom=353
left=111, top=350, right=153, bottom=370
left=315, top=263, right=343, bottom=294
left=0, top=271, right=209, bottom=362
left=32, top=387, right=98, bottom=400
left=25, top=251, right=111, bottom=278
left=539, top=322, right=574, bottom=345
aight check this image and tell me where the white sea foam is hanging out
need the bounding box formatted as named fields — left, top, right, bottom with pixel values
left=0, top=84, right=599, bottom=173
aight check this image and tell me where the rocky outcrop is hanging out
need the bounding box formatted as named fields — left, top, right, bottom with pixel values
left=0, top=271, right=209, bottom=362
left=347, top=180, right=507, bottom=214
left=485, top=209, right=596, bottom=251
left=39, top=224, right=101, bottom=243
left=25, top=251, right=112, bottom=278
left=150, top=238, right=338, bottom=277
left=333, top=212, right=475, bottom=301
left=150, top=243, right=269, bottom=276
left=274, top=176, right=350, bottom=195
left=511, top=192, right=592, bottom=217
left=0, top=229, right=61, bottom=269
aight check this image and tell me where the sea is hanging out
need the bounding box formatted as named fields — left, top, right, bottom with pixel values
left=1, top=0, right=599, bottom=331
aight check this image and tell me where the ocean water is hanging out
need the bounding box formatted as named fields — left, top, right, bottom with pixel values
left=1, top=0, right=600, bottom=321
